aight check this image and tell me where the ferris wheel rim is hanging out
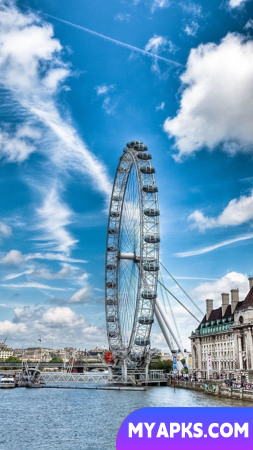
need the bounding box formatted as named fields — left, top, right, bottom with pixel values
left=105, top=142, right=160, bottom=363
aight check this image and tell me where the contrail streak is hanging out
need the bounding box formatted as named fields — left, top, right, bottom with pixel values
left=175, top=233, right=253, bottom=257
left=44, top=13, right=182, bottom=67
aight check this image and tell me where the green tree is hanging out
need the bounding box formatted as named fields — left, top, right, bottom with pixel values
left=149, top=357, right=173, bottom=373
left=50, top=356, right=64, bottom=363
left=5, top=356, right=21, bottom=363
left=181, top=358, right=189, bottom=374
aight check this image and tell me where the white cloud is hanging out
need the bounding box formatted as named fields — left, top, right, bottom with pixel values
left=0, top=222, right=11, bottom=238
left=152, top=332, right=166, bottom=345
left=145, top=34, right=174, bottom=54
left=0, top=250, right=87, bottom=265
left=4, top=264, right=83, bottom=281
left=191, top=272, right=249, bottom=305
left=0, top=282, right=69, bottom=291
left=42, top=68, right=69, bottom=91
left=189, top=189, right=253, bottom=230
left=36, top=187, right=77, bottom=254
left=0, top=250, right=24, bottom=265
left=180, top=3, right=202, bottom=16
left=29, top=265, right=73, bottom=280
left=95, top=84, right=117, bottom=115
left=0, top=125, right=41, bottom=162
left=0, top=305, right=104, bottom=347
left=175, top=233, right=253, bottom=257
left=0, top=320, right=27, bottom=335
left=114, top=13, right=131, bottom=22
left=26, top=252, right=87, bottom=263
left=4, top=270, right=33, bottom=281
left=95, top=84, right=115, bottom=96
left=183, top=21, right=199, bottom=37
left=164, top=33, right=253, bottom=160
left=69, top=287, right=92, bottom=304
left=0, top=1, right=112, bottom=198
left=101, top=97, right=117, bottom=115
left=155, top=102, right=165, bottom=111
left=145, top=34, right=176, bottom=74
left=229, top=0, right=248, bottom=8
left=151, top=0, right=170, bottom=13
left=245, top=19, right=253, bottom=29
left=174, top=276, right=219, bottom=281
left=42, top=306, right=83, bottom=327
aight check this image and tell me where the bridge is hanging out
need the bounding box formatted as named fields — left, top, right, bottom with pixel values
left=0, top=362, right=107, bottom=370
left=41, top=370, right=167, bottom=385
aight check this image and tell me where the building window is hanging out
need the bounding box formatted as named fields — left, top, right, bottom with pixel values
left=239, top=316, right=244, bottom=324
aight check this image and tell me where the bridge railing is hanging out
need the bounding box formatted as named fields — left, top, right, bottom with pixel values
left=0, top=361, right=106, bottom=369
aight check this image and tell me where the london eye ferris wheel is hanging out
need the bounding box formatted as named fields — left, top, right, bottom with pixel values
left=105, top=141, right=160, bottom=365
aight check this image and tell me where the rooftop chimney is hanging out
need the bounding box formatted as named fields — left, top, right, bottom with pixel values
left=206, top=299, right=213, bottom=321
left=230, top=289, right=239, bottom=314
left=249, top=277, right=253, bottom=290
left=222, top=293, right=229, bottom=316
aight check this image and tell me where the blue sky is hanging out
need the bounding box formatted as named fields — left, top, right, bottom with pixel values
left=0, top=0, right=253, bottom=350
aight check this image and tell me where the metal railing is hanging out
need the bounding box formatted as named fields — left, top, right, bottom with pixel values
left=41, top=372, right=110, bottom=383
left=0, top=361, right=106, bottom=369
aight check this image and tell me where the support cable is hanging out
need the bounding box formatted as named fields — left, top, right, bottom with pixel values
left=159, top=285, right=174, bottom=350
left=128, top=263, right=200, bottom=323
left=158, top=279, right=200, bottom=323
left=156, top=297, right=186, bottom=359
left=160, top=262, right=204, bottom=315
left=159, top=271, right=184, bottom=350
left=154, top=306, right=173, bottom=352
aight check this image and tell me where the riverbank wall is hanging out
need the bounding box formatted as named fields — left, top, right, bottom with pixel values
left=167, top=379, right=253, bottom=403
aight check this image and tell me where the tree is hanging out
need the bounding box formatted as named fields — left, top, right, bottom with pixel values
left=5, top=356, right=21, bottom=363
left=181, top=358, right=189, bottom=374
left=50, top=356, right=64, bottom=363
left=149, top=357, right=173, bottom=373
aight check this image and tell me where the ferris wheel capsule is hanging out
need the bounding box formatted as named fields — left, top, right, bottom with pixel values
left=140, top=166, right=155, bottom=174
left=110, top=212, right=120, bottom=218
left=144, top=208, right=160, bottom=217
left=134, top=337, right=150, bottom=346
left=141, top=291, right=157, bottom=299
left=143, top=262, right=159, bottom=272
left=137, top=152, right=152, bottom=160
left=138, top=316, right=154, bottom=325
left=134, top=144, right=148, bottom=151
left=126, top=141, right=143, bottom=148
left=108, top=228, right=118, bottom=235
left=142, top=185, right=158, bottom=193
left=144, top=234, right=160, bottom=243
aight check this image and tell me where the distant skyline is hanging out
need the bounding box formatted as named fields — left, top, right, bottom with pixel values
left=0, top=0, right=253, bottom=350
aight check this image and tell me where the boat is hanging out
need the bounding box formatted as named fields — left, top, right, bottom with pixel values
left=0, top=375, right=16, bottom=389
left=17, top=362, right=46, bottom=388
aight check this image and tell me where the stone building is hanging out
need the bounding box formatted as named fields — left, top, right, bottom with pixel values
left=190, top=277, right=253, bottom=382
left=0, top=344, right=13, bottom=360
left=14, top=347, right=52, bottom=362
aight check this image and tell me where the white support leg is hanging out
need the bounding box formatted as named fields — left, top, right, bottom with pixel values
left=108, top=365, right=112, bottom=382
left=155, top=305, right=173, bottom=351
left=122, top=360, right=128, bottom=384
left=156, top=297, right=186, bottom=361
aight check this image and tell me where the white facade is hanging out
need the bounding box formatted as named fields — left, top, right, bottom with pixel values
left=190, top=278, right=253, bottom=382
left=0, top=347, right=14, bottom=360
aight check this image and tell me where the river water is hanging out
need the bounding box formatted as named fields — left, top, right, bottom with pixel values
left=0, top=384, right=251, bottom=450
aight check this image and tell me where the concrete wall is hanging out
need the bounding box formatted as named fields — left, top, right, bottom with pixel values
left=167, top=379, right=253, bottom=403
